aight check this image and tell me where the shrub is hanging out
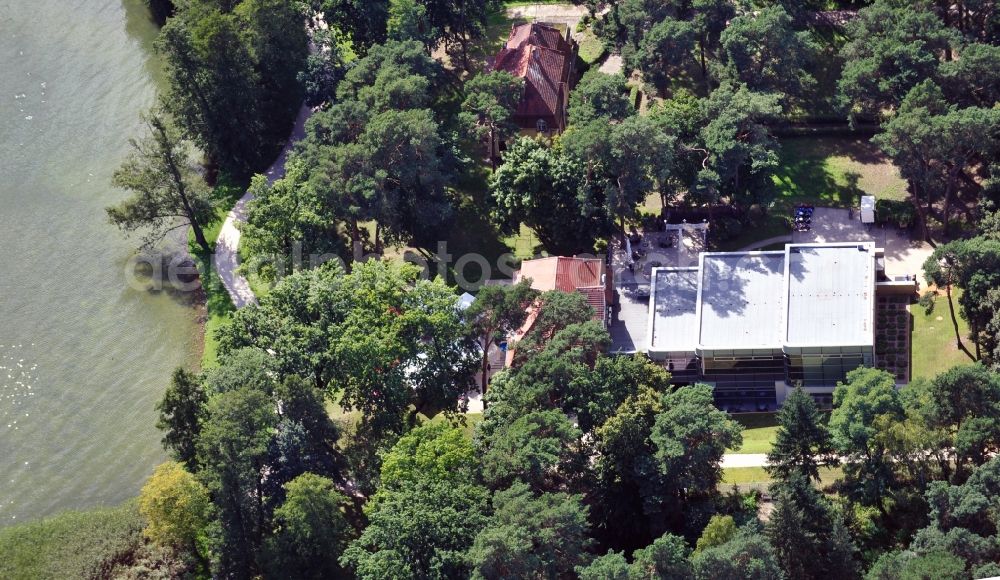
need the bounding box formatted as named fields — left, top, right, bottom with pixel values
left=918, top=290, right=936, bottom=315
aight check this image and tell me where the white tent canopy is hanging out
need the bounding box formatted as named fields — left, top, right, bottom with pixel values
left=860, top=195, right=876, bottom=224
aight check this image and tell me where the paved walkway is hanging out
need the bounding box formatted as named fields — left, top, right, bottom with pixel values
left=212, top=104, right=313, bottom=308
left=722, top=454, right=769, bottom=468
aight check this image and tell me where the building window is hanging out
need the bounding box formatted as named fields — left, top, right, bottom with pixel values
left=536, top=119, right=548, bottom=133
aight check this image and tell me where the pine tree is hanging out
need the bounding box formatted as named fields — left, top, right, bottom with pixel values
left=766, top=387, right=837, bottom=482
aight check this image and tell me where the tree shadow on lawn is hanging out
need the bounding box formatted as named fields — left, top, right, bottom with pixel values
left=773, top=137, right=875, bottom=210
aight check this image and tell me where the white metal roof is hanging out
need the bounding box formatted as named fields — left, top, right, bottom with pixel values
left=648, top=268, right=700, bottom=353
left=784, top=243, right=875, bottom=347
left=698, top=252, right=786, bottom=350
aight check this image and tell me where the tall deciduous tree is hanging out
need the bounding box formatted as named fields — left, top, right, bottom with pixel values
left=716, top=5, right=817, bottom=103
left=460, top=71, right=524, bottom=168
left=138, top=461, right=211, bottom=560
left=465, top=279, right=539, bottom=395
left=633, top=17, right=696, bottom=96
left=197, top=387, right=278, bottom=578
left=766, top=387, right=837, bottom=483
left=156, top=367, right=208, bottom=471
left=242, top=161, right=346, bottom=282
left=691, top=525, right=784, bottom=580
left=264, top=473, right=353, bottom=579
left=342, top=423, right=489, bottom=579
left=563, top=114, right=673, bottom=237
left=838, top=0, right=957, bottom=120
left=158, top=0, right=308, bottom=176
left=489, top=138, right=598, bottom=254
left=829, top=367, right=905, bottom=514
left=568, top=71, right=633, bottom=126
left=468, top=483, right=594, bottom=578
left=107, top=111, right=217, bottom=254
left=693, top=83, right=782, bottom=211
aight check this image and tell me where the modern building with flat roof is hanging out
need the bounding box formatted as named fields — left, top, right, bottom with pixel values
left=647, top=242, right=881, bottom=401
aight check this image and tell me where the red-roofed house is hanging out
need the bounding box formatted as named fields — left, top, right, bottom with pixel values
left=494, top=22, right=578, bottom=135
left=504, top=256, right=612, bottom=366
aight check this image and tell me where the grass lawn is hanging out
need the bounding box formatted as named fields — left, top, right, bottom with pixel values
left=327, top=392, right=484, bottom=440
left=727, top=413, right=779, bottom=454
left=722, top=466, right=843, bottom=487
left=578, top=29, right=606, bottom=66
left=772, top=136, right=908, bottom=212
left=714, top=213, right=791, bottom=252
left=0, top=501, right=144, bottom=580
left=911, top=288, right=977, bottom=380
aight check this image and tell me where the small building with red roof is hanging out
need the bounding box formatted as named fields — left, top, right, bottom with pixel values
left=504, top=256, right=612, bottom=366
left=493, top=22, right=578, bottom=135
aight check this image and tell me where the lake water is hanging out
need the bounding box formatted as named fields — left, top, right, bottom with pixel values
left=0, top=0, right=200, bottom=524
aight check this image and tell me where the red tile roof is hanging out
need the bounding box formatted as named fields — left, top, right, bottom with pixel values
left=493, top=23, right=574, bottom=123
left=513, top=256, right=611, bottom=321
left=506, top=22, right=572, bottom=53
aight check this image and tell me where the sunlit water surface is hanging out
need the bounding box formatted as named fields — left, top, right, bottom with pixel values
left=0, top=0, right=200, bottom=524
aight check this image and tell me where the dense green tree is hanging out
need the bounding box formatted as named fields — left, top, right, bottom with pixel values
left=379, top=422, right=477, bottom=489
left=464, top=279, right=539, bottom=395
left=336, top=40, right=443, bottom=114
left=429, top=0, right=503, bottom=72
left=630, top=532, right=694, bottom=579
left=563, top=114, right=673, bottom=236
left=218, top=261, right=477, bottom=441
left=838, top=1, right=957, bottom=120
left=716, top=6, right=817, bottom=102
left=649, top=385, right=743, bottom=531
left=264, top=473, right=352, bottom=579
left=906, top=457, right=1000, bottom=572
left=649, top=88, right=705, bottom=207
left=479, top=409, right=581, bottom=492
left=342, top=447, right=490, bottom=579
left=296, top=42, right=455, bottom=252
left=767, top=474, right=859, bottom=580
left=874, top=81, right=1000, bottom=237
left=242, top=161, right=345, bottom=282
left=298, top=28, right=347, bottom=107
left=577, top=532, right=694, bottom=579
left=460, top=71, right=524, bottom=167
left=138, top=461, right=210, bottom=558
left=829, top=367, right=905, bottom=513
left=158, top=0, right=308, bottom=176
left=576, top=551, right=630, bottom=580
left=693, top=83, right=782, bottom=211
left=267, top=376, right=344, bottom=497
left=489, top=138, right=598, bottom=254
left=107, top=111, right=217, bottom=254
left=387, top=0, right=438, bottom=48
left=866, top=549, right=967, bottom=580
left=197, top=387, right=278, bottom=578
left=766, top=387, right=837, bottom=482
left=204, top=347, right=278, bottom=395
left=691, top=526, right=785, bottom=580
left=568, top=71, right=633, bottom=125
left=924, top=364, right=1000, bottom=471
left=939, top=42, right=1000, bottom=108
left=469, top=483, right=593, bottom=578
left=691, top=0, right=735, bottom=80
left=924, top=236, right=1000, bottom=357
left=592, top=385, right=741, bottom=549
left=156, top=367, right=208, bottom=471
left=634, top=17, right=697, bottom=96
left=321, top=0, right=389, bottom=52
left=695, top=514, right=737, bottom=554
